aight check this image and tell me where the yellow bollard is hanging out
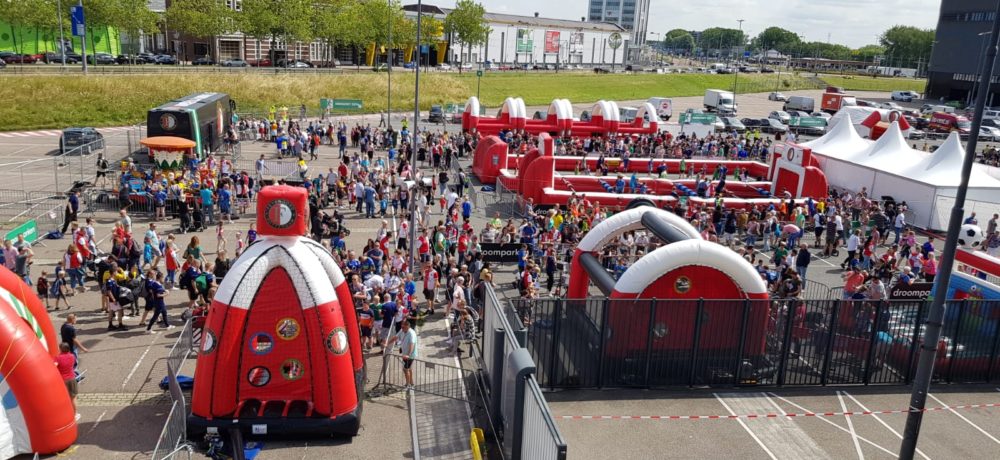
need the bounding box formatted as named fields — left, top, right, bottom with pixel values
left=470, top=427, right=485, bottom=460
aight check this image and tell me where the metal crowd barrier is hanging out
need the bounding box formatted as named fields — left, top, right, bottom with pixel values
left=152, top=319, right=196, bottom=460
left=481, top=284, right=568, bottom=460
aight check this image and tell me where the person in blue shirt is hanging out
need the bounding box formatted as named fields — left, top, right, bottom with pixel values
left=367, top=246, right=384, bottom=274
left=199, top=187, right=215, bottom=225
left=614, top=175, right=626, bottom=194
left=461, top=199, right=473, bottom=222
left=629, top=173, right=639, bottom=193
left=364, top=183, right=377, bottom=218
left=520, top=222, right=536, bottom=244
left=145, top=271, right=170, bottom=332
left=331, top=231, right=347, bottom=254
left=360, top=256, right=376, bottom=279
left=517, top=244, right=528, bottom=272
left=218, top=185, right=233, bottom=222
left=346, top=257, right=361, bottom=273
left=388, top=147, right=397, bottom=161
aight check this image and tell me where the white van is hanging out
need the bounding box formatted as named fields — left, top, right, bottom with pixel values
left=783, top=96, right=815, bottom=113
left=891, top=90, right=920, bottom=102
left=647, top=97, right=672, bottom=121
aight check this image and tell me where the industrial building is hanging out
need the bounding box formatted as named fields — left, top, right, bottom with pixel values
left=927, top=0, right=1000, bottom=104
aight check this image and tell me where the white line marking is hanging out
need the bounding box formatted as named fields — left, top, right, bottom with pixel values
left=837, top=391, right=865, bottom=460
left=86, top=410, right=108, bottom=436
left=10, top=133, right=30, bottom=137
left=928, top=393, right=1000, bottom=444
left=842, top=391, right=930, bottom=460
left=121, top=336, right=157, bottom=389
left=0, top=133, right=13, bottom=138
left=714, top=393, right=779, bottom=460
left=766, top=392, right=899, bottom=458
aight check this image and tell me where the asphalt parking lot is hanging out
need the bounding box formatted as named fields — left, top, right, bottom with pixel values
left=548, top=385, right=1000, bottom=459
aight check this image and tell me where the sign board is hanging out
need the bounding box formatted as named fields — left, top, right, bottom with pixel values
left=420, top=45, right=429, bottom=53
left=789, top=117, right=827, bottom=128
left=5, top=220, right=38, bottom=245
left=679, top=113, right=717, bottom=125
left=516, top=29, right=533, bottom=53
left=70, top=5, right=85, bottom=37
left=609, top=32, right=623, bottom=50
left=544, top=30, right=560, bottom=54
left=476, top=70, right=483, bottom=77
left=569, top=32, right=584, bottom=54
left=331, top=99, right=362, bottom=110
left=890, top=282, right=934, bottom=300
left=744, top=50, right=751, bottom=58
left=320, top=98, right=332, bottom=110
left=480, top=243, right=523, bottom=263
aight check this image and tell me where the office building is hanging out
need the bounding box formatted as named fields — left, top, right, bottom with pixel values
left=587, top=0, right=651, bottom=59
left=927, top=0, right=999, bottom=104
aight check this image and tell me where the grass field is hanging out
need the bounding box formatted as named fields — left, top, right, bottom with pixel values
left=819, top=75, right=926, bottom=93
left=0, top=71, right=924, bottom=130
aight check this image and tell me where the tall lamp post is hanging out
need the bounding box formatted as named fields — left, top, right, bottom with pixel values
left=387, top=0, right=393, bottom=130
left=408, top=0, right=423, bottom=269
left=56, top=0, right=66, bottom=66
left=732, top=19, right=744, bottom=107
left=899, top=1, right=1000, bottom=458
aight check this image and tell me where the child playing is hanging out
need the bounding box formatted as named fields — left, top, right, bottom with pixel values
left=50, top=271, right=71, bottom=310
left=36, top=271, right=51, bottom=309
left=216, top=221, right=227, bottom=254
left=246, top=223, right=258, bottom=245
left=164, top=234, right=180, bottom=289
left=235, top=230, right=245, bottom=257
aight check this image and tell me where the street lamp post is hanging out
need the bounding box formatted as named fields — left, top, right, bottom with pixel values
left=56, top=0, right=66, bottom=66
left=900, top=2, right=1000, bottom=458
left=387, top=0, right=393, bottom=130
left=970, top=31, right=992, bottom=106
left=733, top=19, right=744, bottom=107
left=408, top=0, right=423, bottom=269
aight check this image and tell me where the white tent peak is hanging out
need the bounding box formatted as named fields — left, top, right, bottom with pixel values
left=925, top=132, right=965, bottom=170
left=866, top=121, right=907, bottom=157
left=802, top=112, right=862, bottom=151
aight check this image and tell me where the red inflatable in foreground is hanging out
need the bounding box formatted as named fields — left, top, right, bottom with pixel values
left=0, top=267, right=77, bottom=458
left=190, top=185, right=363, bottom=437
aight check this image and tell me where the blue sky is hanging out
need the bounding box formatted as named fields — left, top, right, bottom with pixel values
left=427, top=0, right=941, bottom=48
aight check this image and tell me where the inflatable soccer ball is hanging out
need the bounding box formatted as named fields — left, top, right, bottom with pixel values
left=959, top=224, right=984, bottom=248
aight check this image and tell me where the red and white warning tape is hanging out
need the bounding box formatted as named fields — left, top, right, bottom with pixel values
left=558, top=402, right=1000, bottom=421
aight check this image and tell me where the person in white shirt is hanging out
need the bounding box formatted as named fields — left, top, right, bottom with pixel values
left=894, top=212, right=906, bottom=244
left=842, top=229, right=861, bottom=270
left=385, top=320, right=418, bottom=389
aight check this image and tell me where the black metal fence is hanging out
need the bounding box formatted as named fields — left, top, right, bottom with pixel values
left=512, top=297, right=1000, bottom=389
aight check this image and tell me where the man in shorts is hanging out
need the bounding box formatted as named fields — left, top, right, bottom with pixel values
left=422, top=263, right=439, bottom=315
left=358, top=302, right=375, bottom=351
left=386, top=319, right=418, bottom=390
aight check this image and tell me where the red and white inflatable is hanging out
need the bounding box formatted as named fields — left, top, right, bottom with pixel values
left=190, top=185, right=363, bottom=437
left=0, top=266, right=77, bottom=458
left=461, top=96, right=660, bottom=136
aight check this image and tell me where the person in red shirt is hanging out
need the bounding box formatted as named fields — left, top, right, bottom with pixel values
left=54, top=343, right=79, bottom=417
left=418, top=229, right=431, bottom=263
left=842, top=267, right=866, bottom=300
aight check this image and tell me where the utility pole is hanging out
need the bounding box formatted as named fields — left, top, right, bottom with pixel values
left=899, top=1, right=1000, bottom=458
left=56, top=0, right=66, bottom=66
left=387, top=0, right=393, bottom=130
left=733, top=19, right=744, bottom=106
left=408, top=0, right=422, bottom=269
left=78, top=0, right=88, bottom=74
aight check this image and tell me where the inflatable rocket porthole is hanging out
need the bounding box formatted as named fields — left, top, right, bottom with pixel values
left=189, top=185, right=364, bottom=437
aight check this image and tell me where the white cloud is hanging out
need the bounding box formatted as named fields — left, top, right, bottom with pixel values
left=429, top=0, right=940, bottom=48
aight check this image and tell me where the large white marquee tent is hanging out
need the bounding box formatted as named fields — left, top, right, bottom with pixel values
left=801, top=112, right=1000, bottom=230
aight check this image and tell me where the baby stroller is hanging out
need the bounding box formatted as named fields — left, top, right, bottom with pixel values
left=191, top=207, right=205, bottom=232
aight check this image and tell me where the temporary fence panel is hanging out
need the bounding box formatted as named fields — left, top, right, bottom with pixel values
left=520, top=297, right=1000, bottom=389
left=151, top=401, right=193, bottom=460
left=520, top=377, right=567, bottom=460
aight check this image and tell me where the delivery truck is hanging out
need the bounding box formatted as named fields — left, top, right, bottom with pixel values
left=704, top=89, right=737, bottom=114
left=821, top=92, right=857, bottom=114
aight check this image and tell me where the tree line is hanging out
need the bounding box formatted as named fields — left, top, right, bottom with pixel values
left=662, top=25, right=935, bottom=68
left=0, top=0, right=491, bottom=67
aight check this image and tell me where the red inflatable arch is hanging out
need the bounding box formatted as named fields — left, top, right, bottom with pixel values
left=0, top=278, right=77, bottom=457
left=0, top=266, right=59, bottom=355
left=190, top=185, right=363, bottom=437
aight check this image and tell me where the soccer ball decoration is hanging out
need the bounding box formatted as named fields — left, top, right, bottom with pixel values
left=958, top=224, right=984, bottom=249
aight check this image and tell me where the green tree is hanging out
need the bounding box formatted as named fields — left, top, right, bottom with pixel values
left=0, top=0, right=60, bottom=54
left=165, top=0, right=233, bottom=42
left=239, top=0, right=314, bottom=64
left=852, top=44, right=885, bottom=62
left=311, top=0, right=351, bottom=66
left=698, top=27, right=746, bottom=57
left=752, top=27, right=800, bottom=55
left=663, top=28, right=694, bottom=53
left=879, top=25, right=934, bottom=67
left=444, top=0, right=489, bottom=72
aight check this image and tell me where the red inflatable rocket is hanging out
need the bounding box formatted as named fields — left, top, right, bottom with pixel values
left=190, top=185, right=363, bottom=437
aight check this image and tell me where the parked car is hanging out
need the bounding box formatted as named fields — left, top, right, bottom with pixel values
left=87, top=53, right=116, bottom=65
left=907, top=128, right=926, bottom=140
left=0, top=58, right=5, bottom=69
left=786, top=110, right=811, bottom=119
left=532, top=110, right=545, bottom=120
left=905, top=116, right=930, bottom=130
left=403, top=61, right=416, bottom=69
left=192, top=56, right=215, bottom=65
left=891, top=90, right=920, bottom=102
left=276, top=59, right=312, bottom=68
left=768, top=110, right=791, bottom=124
left=460, top=63, right=473, bottom=71
left=154, top=54, right=177, bottom=65
left=428, top=105, right=444, bottom=122
left=60, top=127, right=104, bottom=152
left=43, top=52, right=81, bottom=64
left=741, top=118, right=788, bottom=134
left=593, top=67, right=610, bottom=74
left=437, top=63, right=452, bottom=71
left=0, top=51, right=37, bottom=64
left=720, top=117, right=746, bottom=133
left=136, top=52, right=157, bottom=64
left=580, top=110, right=592, bottom=122
left=760, top=67, right=775, bottom=73
left=856, top=100, right=878, bottom=107
left=879, top=102, right=904, bottom=111
left=979, top=126, right=1000, bottom=142
left=768, top=92, right=788, bottom=102
left=220, top=58, right=249, bottom=67
left=810, top=112, right=832, bottom=120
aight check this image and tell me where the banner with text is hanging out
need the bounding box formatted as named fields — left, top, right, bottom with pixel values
left=480, top=243, right=524, bottom=263
left=516, top=29, right=534, bottom=54
left=544, top=31, right=560, bottom=54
